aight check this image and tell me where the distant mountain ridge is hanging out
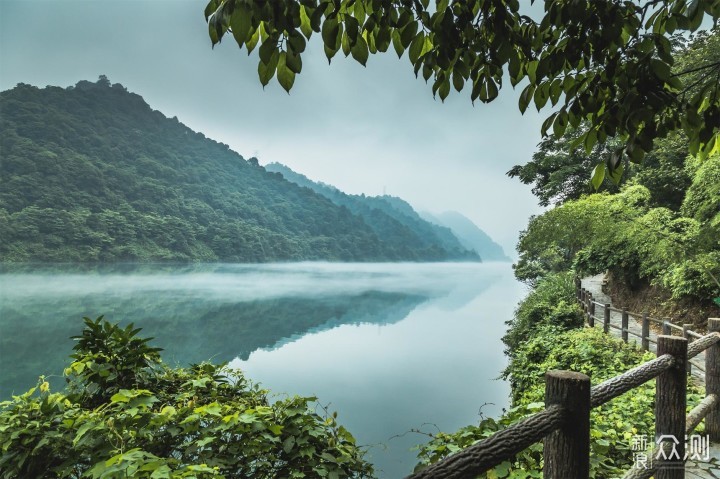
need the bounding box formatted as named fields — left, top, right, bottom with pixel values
left=264, top=162, right=479, bottom=261
left=421, top=211, right=510, bottom=262
left=0, top=77, right=478, bottom=263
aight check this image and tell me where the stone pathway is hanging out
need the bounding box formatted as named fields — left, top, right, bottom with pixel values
left=581, top=275, right=720, bottom=478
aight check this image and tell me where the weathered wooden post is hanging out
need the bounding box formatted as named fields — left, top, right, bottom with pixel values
left=706, top=318, right=720, bottom=441
left=621, top=308, right=629, bottom=343
left=575, top=277, right=581, bottom=300
left=588, top=298, right=595, bottom=328
left=544, top=370, right=590, bottom=479
left=655, top=335, right=687, bottom=479
left=603, top=303, right=611, bottom=334
left=641, top=311, right=650, bottom=351
left=662, top=319, right=671, bottom=335
left=683, top=324, right=693, bottom=374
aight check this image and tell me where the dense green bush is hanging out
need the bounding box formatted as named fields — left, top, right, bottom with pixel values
left=0, top=318, right=373, bottom=479
left=516, top=174, right=719, bottom=301
left=501, top=271, right=583, bottom=356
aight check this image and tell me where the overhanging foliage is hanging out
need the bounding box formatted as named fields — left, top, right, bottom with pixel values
left=205, top=0, right=720, bottom=168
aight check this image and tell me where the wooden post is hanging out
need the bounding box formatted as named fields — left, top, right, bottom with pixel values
left=662, top=319, right=671, bottom=335
left=576, top=277, right=581, bottom=300
left=621, top=309, right=629, bottom=343
left=544, top=370, right=590, bottom=479
left=655, top=335, right=687, bottom=479
left=588, top=299, right=595, bottom=328
left=706, top=318, right=720, bottom=441
left=641, top=311, right=650, bottom=351
left=603, top=303, right=611, bottom=334
left=683, top=324, right=693, bottom=374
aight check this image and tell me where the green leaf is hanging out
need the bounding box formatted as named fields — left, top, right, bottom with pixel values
left=583, top=129, right=597, bottom=155
left=277, top=52, right=296, bottom=92
left=285, top=50, right=302, bottom=74
left=391, top=29, right=405, bottom=58
left=590, top=162, right=605, bottom=190
left=299, top=6, right=313, bottom=38
left=287, top=32, right=306, bottom=54
left=283, top=435, right=296, bottom=453
left=400, top=21, right=418, bottom=49
left=351, top=35, right=369, bottom=66
left=438, top=78, right=450, bottom=101
left=408, top=33, right=425, bottom=64
left=608, top=162, right=624, bottom=185
left=353, top=1, right=366, bottom=24
left=452, top=71, right=464, bottom=92
left=245, top=28, right=259, bottom=54
left=230, top=5, right=252, bottom=46
left=519, top=85, right=535, bottom=114
left=110, top=391, right=130, bottom=403
left=533, top=84, right=549, bottom=111
left=258, top=39, right=275, bottom=65
left=650, top=59, right=671, bottom=81
left=73, top=422, right=94, bottom=446
left=321, top=17, right=339, bottom=50
left=310, top=4, right=324, bottom=32
left=324, top=44, right=338, bottom=62
left=552, top=110, right=568, bottom=137
left=258, top=50, right=279, bottom=87
left=341, top=32, right=351, bottom=56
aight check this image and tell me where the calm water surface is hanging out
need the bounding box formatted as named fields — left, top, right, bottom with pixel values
left=0, top=262, right=525, bottom=477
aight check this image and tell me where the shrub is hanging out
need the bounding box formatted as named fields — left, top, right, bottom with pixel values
left=0, top=317, right=373, bottom=479
left=502, top=272, right=583, bottom=355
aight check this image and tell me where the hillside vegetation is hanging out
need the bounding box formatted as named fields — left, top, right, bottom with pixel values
left=264, top=162, right=479, bottom=260
left=0, top=78, right=476, bottom=263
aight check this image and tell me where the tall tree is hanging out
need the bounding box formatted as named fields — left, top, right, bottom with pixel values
left=204, top=1, right=720, bottom=174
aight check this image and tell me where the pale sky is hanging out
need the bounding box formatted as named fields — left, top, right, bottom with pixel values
left=0, top=0, right=548, bottom=254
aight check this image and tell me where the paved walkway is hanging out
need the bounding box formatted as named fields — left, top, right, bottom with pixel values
left=581, top=275, right=720, bottom=478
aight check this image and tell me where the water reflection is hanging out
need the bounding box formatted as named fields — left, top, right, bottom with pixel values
left=0, top=262, right=520, bottom=477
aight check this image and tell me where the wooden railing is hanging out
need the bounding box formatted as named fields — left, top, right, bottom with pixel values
left=405, top=280, right=720, bottom=479
left=576, top=278, right=706, bottom=375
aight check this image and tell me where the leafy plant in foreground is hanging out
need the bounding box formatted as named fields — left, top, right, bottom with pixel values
left=0, top=317, right=374, bottom=479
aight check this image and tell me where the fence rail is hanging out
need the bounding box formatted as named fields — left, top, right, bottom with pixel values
left=404, top=279, right=720, bottom=479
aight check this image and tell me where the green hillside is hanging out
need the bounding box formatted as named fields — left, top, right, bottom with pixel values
left=0, top=78, right=474, bottom=263
left=264, top=162, right=479, bottom=261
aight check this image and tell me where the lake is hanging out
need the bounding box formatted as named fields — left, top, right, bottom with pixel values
left=0, top=262, right=525, bottom=477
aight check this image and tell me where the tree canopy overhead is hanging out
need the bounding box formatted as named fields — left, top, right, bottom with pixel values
left=205, top=0, right=720, bottom=174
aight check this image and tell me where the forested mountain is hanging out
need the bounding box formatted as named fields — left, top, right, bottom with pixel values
left=0, top=78, right=476, bottom=263
left=264, top=162, right=478, bottom=260
left=421, top=211, right=510, bottom=262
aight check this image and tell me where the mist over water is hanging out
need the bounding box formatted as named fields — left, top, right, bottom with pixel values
left=0, top=262, right=524, bottom=477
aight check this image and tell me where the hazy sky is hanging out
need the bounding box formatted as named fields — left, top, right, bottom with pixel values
left=0, top=0, right=548, bottom=253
